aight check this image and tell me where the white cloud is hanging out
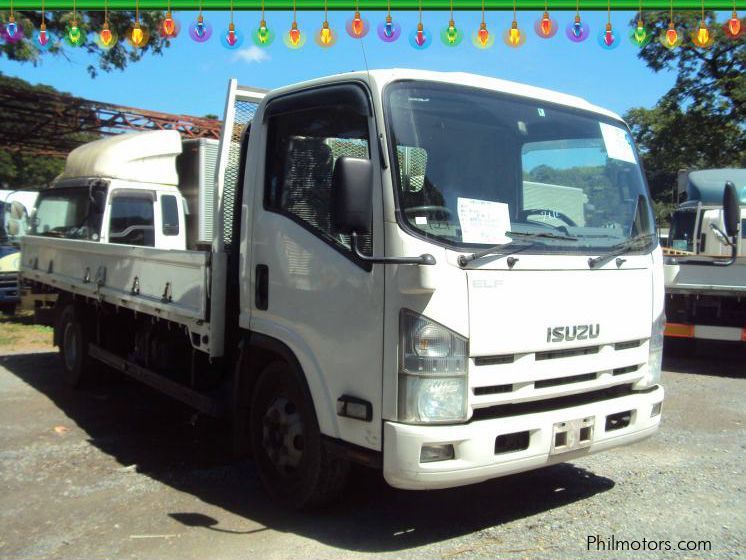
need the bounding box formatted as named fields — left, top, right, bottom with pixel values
left=233, top=45, right=270, bottom=64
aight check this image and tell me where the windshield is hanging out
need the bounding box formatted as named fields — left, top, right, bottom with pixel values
left=385, top=82, right=656, bottom=253
left=30, top=187, right=103, bottom=240
left=668, top=208, right=698, bottom=252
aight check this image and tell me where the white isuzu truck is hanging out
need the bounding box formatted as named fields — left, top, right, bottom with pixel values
left=22, top=70, right=665, bottom=508
left=664, top=169, right=745, bottom=345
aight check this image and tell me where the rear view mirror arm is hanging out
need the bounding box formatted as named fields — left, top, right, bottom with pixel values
left=351, top=232, right=436, bottom=265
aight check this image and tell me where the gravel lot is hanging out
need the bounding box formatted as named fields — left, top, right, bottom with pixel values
left=0, top=342, right=744, bottom=560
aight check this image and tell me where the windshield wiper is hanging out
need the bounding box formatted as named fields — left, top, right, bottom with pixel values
left=588, top=233, right=656, bottom=269
left=458, top=230, right=578, bottom=267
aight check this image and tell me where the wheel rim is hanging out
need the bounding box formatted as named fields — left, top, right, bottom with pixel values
left=63, top=322, right=77, bottom=371
left=261, top=396, right=304, bottom=475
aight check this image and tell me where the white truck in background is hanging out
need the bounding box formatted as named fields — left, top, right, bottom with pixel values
left=1, top=190, right=37, bottom=315
left=663, top=169, right=745, bottom=345
left=22, top=70, right=664, bottom=508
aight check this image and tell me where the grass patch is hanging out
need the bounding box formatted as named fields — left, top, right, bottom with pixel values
left=0, top=311, right=53, bottom=350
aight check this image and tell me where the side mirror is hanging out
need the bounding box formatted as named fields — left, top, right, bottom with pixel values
left=723, top=181, right=740, bottom=239
left=9, top=201, right=26, bottom=221
left=330, top=156, right=435, bottom=266
left=331, top=157, right=372, bottom=235
left=91, top=189, right=107, bottom=213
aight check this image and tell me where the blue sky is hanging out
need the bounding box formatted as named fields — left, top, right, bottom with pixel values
left=2, top=10, right=682, bottom=118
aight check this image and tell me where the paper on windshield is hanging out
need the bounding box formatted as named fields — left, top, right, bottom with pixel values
left=457, top=198, right=512, bottom=245
left=599, top=123, right=636, bottom=164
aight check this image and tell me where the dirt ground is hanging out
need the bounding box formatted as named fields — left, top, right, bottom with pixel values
left=0, top=318, right=744, bottom=560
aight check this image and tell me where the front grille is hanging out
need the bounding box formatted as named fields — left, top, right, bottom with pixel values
left=470, top=338, right=649, bottom=412
left=0, top=272, right=19, bottom=289
left=535, top=345, right=600, bottom=361
left=471, top=384, right=636, bottom=421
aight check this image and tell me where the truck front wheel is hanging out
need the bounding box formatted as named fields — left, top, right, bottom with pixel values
left=56, top=304, right=92, bottom=387
left=249, top=361, right=349, bottom=509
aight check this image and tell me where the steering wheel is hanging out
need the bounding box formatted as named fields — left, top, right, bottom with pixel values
left=404, top=206, right=454, bottom=222
left=520, top=208, right=578, bottom=228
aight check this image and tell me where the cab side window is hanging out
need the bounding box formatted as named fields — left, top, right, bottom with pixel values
left=109, top=192, right=155, bottom=247
left=264, top=88, right=372, bottom=258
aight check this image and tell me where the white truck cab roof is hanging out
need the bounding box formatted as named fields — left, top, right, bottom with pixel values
left=264, top=68, right=623, bottom=123
left=55, top=130, right=183, bottom=186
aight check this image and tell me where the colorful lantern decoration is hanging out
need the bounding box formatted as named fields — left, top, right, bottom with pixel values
left=315, top=0, right=336, bottom=47
left=284, top=0, right=305, bottom=48
left=535, top=1, right=557, bottom=38
left=503, top=0, right=525, bottom=47
left=691, top=0, right=713, bottom=48
left=127, top=0, right=149, bottom=48
left=472, top=0, right=493, bottom=48
left=377, top=0, right=401, bottom=42
left=252, top=0, right=274, bottom=46
left=597, top=0, right=618, bottom=49
left=660, top=1, right=681, bottom=49
left=189, top=0, right=212, bottom=42
left=723, top=2, right=742, bottom=39
left=440, top=0, right=463, bottom=46
left=629, top=1, right=651, bottom=48
left=65, top=0, right=85, bottom=47
left=346, top=0, right=369, bottom=38
left=160, top=1, right=179, bottom=38
left=96, top=0, right=118, bottom=49
left=409, top=0, right=430, bottom=49
left=566, top=0, right=589, bottom=43
left=1, top=0, right=24, bottom=43
left=221, top=0, right=244, bottom=48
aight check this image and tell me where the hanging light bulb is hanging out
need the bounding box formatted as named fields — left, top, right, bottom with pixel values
left=131, top=22, right=144, bottom=45
left=162, top=11, right=177, bottom=37
left=540, top=12, right=551, bottom=35
left=257, top=19, right=269, bottom=43
left=509, top=20, right=520, bottom=45
left=535, top=6, right=557, bottom=39
left=566, top=2, right=589, bottom=44
left=6, top=15, right=17, bottom=38
left=633, top=19, right=646, bottom=43
left=68, top=21, right=82, bottom=44
left=572, top=15, right=582, bottom=38
left=289, top=21, right=300, bottom=45
left=478, top=22, right=489, bottom=46
left=320, top=21, right=331, bottom=44
left=446, top=20, right=457, bottom=43
left=346, top=4, right=369, bottom=39
left=378, top=0, right=400, bottom=43
left=352, top=11, right=363, bottom=35
left=664, top=21, right=678, bottom=47
left=415, top=22, right=426, bottom=46
left=603, top=22, right=613, bottom=45
left=100, top=21, right=113, bottom=45
left=725, top=9, right=741, bottom=38
left=384, top=15, right=394, bottom=38
left=196, top=14, right=205, bottom=38
left=226, top=22, right=237, bottom=45
left=252, top=0, right=274, bottom=46
left=38, top=22, right=49, bottom=46
left=696, top=21, right=709, bottom=45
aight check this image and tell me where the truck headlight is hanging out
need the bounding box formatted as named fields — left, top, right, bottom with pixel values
left=399, top=310, right=468, bottom=424
left=636, top=311, right=664, bottom=389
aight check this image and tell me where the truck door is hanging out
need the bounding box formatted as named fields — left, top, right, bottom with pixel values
left=247, top=83, right=385, bottom=451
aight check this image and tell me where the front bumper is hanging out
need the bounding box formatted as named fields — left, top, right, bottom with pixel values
left=383, top=385, right=663, bottom=490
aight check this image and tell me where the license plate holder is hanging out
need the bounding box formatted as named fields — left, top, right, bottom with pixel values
left=550, top=416, right=595, bottom=455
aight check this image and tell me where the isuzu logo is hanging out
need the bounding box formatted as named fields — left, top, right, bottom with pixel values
left=546, top=324, right=600, bottom=343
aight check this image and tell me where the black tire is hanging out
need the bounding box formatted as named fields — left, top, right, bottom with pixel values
left=249, top=361, right=349, bottom=509
left=0, top=303, right=16, bottom=316
left=56, top=304, right=92, bottom=387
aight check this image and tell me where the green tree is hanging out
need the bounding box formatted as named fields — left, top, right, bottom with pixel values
left=624, top=10, right=745, bottom=223
left=0, top=74, right=99, bottom=188
left=1, top=10, right=172, bottom=77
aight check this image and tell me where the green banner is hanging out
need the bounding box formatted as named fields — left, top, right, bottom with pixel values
left=1, top=1, right=742, bottom=9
